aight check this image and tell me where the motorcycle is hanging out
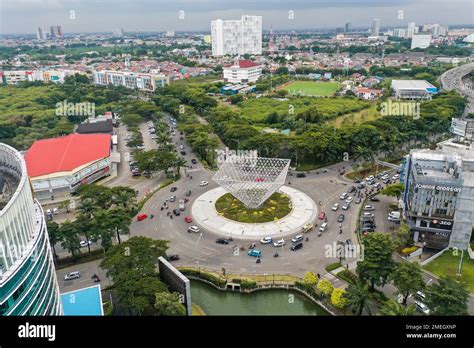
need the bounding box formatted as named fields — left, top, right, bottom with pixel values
left=256, top=258, right=261, bottom=264
left=273, top=252, right=279, bottom=257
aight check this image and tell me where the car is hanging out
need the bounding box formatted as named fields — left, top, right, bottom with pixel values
left=291, top=235, right=303, bottom=243
left=319, top=222, right=328, bottom=232
left=215, top=238, right=229, bottom=245
left=383, top=179, right=391, bottom=185
left=319, top=212, right=326, bottom=220
left=200, top=181, right=209, bottom=186
left=392, top=174, right=400, bottom=181
left=79, top=240, right=92, bottom=248
left=168, top=254, right=180, bottom=261
left=260, top=236, right=273, bottom=244
left=365, top=175, right=375, bottom=182
left=191, top=159, right=197, bottom=164
left=342, top=203, right=350, bottom=210
left=348, top=186, right=356, bottom=193
left=132, top=169, right=141, bottom=177
left=373, top=183, right=381, bottom=189
left=302, top=223, right=314, bottom=233
left=364, top=205, right=375, bottom=211
left=355, top=197, right=362, bottom=204
left=170, top=186, right=178, bottom=192
left=180, top=150, right=186, bottom=155
left=169, top=195, right=176, bottom=202
left=64, top=271, right=80, bottom=281
left=53, top=207, right=59, bottom=215
left=357, top=183, right=365, bottom=189
left=354, top=179, right=362, bottom=183
left=416, top=291, right=426, bottom=301
left=363, top=212, right=375, bottom=218
left=296, top=173, right=306, bottom=178
left=414, top=301, right=430, bottom=315
left=178, top=199, right=186, bottom=211
left=369, top=197, right=380, bottom=202
left=339, top=192, right=348, bottom=200
left=184, top=216, right=192, bottom=223
left=248, top=249, right=262, bottom=257
left=137, top=214, right=148, bottom=221
left=337, top=214, right=345, bottom=223
left=331, top=203, right=339, bottom=211
left=185, top=190, right=192, bottom=197
left=345, top=196, right=353, bottom=203
left=273, top=239, right=285, bottom=247
left=188, top=225, right=200, bottom=233
left=173, top=209, right=181, bottom=216
left=179, top=145, right=184, bottom=150
left=361, top=226, right=374, bottom=233
left=291, top=242, right=303, bottom=251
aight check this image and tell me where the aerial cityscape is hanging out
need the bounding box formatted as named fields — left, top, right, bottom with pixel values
left=0, top=0, right=473, bottom=345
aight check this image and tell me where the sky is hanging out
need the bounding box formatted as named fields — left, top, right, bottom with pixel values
left=0, top=0, right=473, bottom=34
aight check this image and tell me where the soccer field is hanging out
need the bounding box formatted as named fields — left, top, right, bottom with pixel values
left=282, top=81, right=340, bottom=97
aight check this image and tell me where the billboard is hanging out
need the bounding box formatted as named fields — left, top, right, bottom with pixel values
left=450, top=118, right=467, bottom=136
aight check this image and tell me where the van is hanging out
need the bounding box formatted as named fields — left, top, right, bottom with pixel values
left=319, top=222, right=328, bottom=232
left=291, top=242, right=303, bottom=251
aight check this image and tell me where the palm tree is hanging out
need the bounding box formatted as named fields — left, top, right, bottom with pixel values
left=59, top=221, right=81, bottom=259
left=173, top=157, right=187, bottom=178
left=379, top=299, right=416, bottom=316
left=346, top=281, right=371, bottom=316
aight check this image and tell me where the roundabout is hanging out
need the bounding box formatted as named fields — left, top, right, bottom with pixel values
left=191, top=185, right=318, bottom=240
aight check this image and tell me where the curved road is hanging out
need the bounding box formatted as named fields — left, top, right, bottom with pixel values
left=440, top=62, right=474, bottom=115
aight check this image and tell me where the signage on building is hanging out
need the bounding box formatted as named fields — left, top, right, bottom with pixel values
left=431, top=219, right=452, bottom=226
left=415, top=183, right=461, bottom=192
left=450, top=118, right=467, bottom=136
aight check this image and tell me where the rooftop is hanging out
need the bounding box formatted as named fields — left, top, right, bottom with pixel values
left=391, top=79, right=436, bottom=90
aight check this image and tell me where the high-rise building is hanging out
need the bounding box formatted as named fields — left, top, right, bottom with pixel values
left=49, top=25, right=62, bottom=39
left=0, top=143, right=62, bottom=316
left=407, top=22, right=416, bottom=38
left=345, top=21, right=351, bottom=33
left=36, top=27, right=45, bottom=41
left=113, top=28, right=124, bottom=37
left=372, top=18, right=380, bottom=36
left=211, top=15, right=262, bottom=56
left=393, top=28, right=407, bottom=38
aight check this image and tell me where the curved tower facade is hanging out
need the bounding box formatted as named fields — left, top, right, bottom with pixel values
left=0, top=143, right=62, bottom=315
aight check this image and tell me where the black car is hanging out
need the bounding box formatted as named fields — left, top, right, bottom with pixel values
left=383, top=179, right=391, bottom=184
left=168, top=254, right=180, bottom=261
left=185, top=190, right=192, bottom=197
left=170, top=186, right=177, bottom=192
left=215, top=238, right=229, bottom=245
left=180, top=150, right=186, bottom=155
left=348, top=186, right=356, bottom=193
left=173, top=209, right=181, bottom=216
left=191, top=159, right=197, bottom=164
left=337, top=214, right=345, bottom=222
left=369, top=197, right=380, bottom=202
left=291, top=242, right=303, bottom=251
left=354, top=179, right=361, bottom=183
left=296, top=173, right=306, bottom=178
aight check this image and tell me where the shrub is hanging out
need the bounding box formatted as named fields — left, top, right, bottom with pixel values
left=303, top=272, right=319, bottom=286
left=317, top=278, right=334, bottom=296
left=240, top=279, right=257, bottom=290
left=336, top=269, right=358, bottom=285
left=325, top=262, right=342, bottom=272
left=179, top=269, right=226, bottom=288
left=331, top=288, right=348, bottom=309
left=295, top=281, right=322, bottom=300
left=401, top=246, right=418, bottom=255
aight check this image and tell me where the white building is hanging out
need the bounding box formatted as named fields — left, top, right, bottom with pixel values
left=211, top=15, right=262, bottom=56
left=372, top=18, right=380, bottom=36
left=93, top=70, right=168, bottom=91
left=223, top=60, right=262, bottom=84
left=391, top=80, right=438, bottom=99
left=407, top=22, right=417, bottom=38
left=411, top=34, right=432, bottom=49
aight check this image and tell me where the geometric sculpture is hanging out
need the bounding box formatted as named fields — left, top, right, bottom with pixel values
left=212, top=156, right=291, bottom=209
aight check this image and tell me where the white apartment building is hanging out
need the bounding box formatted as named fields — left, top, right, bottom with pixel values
left=411, top=34, right=432, bottom=49
left=211, top=15, right=262, bottom=56
left=92, top=70, right=168, bottom=91
left=223, top=60, right=262, bottom=84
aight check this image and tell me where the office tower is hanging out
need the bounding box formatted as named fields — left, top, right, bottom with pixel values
left=345, top=21, right=351, bottom=33
left=0, top=143, right=62, bottom=316
left=113, top=28, right=124, bottom=37
left=211, top=15, right=262, bottom=56
left=49, top=25, right=62, bottom=38
left=56, top=25, right=63, bottom=37
left=407, top=22, right=416, bottom=38
left=372, top=18, right=380, bottom=36
left=36, top=27, right=45, bottom=40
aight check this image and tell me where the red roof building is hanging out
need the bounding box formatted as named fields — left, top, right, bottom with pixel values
left=25, top=134, right=111, bottom=178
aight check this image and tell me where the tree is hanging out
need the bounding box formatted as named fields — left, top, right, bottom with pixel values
left=395, top=223, right=412, bottom=248
left=154, top=292, right=186, bottom=316
left=58, top=199, right=71, bottom=213
left=390, top=261, right=425, bottom=305
left=379, top=299, right=416, bottom=316
left=303, top=272, right=319, bottom=286
left=381, top=183, right=405, bottom=201
left=424, top=277, right=469, bottom=315
left=46, top=221, right=61, bottom=262
left=331, top=288, right=348, bottom=309
left=317, top=278, right=334, bottom=296
left=58, top=221, right=81, bottom=259
left=356, top=233, right=395, bottom=290
left=346, top=281, right=371, bottom=316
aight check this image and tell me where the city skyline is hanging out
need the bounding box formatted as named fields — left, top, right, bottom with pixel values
left=0, top=0, right=472, bottom=34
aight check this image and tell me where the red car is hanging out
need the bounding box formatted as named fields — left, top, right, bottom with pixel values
left=137, top=214, right=148, bottom=221
left=319, top=212, right=326, bottom=220
left=184, top=216, right=192, bottom=223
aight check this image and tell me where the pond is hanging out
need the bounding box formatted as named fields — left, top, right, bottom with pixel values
left=190, top=280, right=329, bottom=316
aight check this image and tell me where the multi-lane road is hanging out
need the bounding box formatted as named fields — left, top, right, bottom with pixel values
left=440, top=62, right=474, bottom=115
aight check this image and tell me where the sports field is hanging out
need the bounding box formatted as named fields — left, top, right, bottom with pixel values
left=281, top=81, right=340, bottom=97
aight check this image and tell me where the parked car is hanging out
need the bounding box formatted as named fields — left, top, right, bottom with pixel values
left=200, top=181, right=209, bottom=186
left=273, top=239, right=285, bottom=247
left=345, top=196, right=353, bottom=203
left=216, top=238, right=229, bottom=245
left=331, top=203, right=339, bottom=211
left=414, top=301, right=430, bottom=315
left=363, top=212, right=375, bottom=218
left=260, top=236, right=273, bottom=244
left=291, top=242, right=303, bottom=251
left=369, top=197, right=380, bottom=202
left=339, top=192, right=348, bottom=200
left=248, top=249, right=262, bottom=257
left=184, top=216, right=192, bottom=223
left=296, top=173, right=306, bottom=178
left=168, top=254, right=180, bottom=261
left=188, top=225, right=200, bottom=233
left=79, top=240, right=92, bottom=248
left=137, top=214, right=148, bottom=221
left=170, top=186, right=178, bottom=192
left=180, top=150, right=186, bottom=155
left=348, top=186, right=356, bottom=193
left=191, top=159, right=197, bottom=164
left=392, top=174, right=400, bottom=181
left=337, top=214, right=345, bottom=222
left=64, top=271, right=80, bottom=281
left=342, top=203, right=350, bottom=210
left=357, top=183, right=365, bottom=189
left=291, top=234, right=303, bottom=243
left=364, top=205, right=375, bottom=211
left=355, top=197, right=361, bottom=204
left=373, top=183, right=381, bottom=189
left=319, top=212, right=326, bottom=220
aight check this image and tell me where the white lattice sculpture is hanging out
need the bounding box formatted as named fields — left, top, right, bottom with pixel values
left=212, top=156, right=291, bottom=209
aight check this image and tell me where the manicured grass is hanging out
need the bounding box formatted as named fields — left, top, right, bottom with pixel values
left=281, top=81, right=340, bottom=97
left=424, top=249, right=474, bottom=293
left=215, top=192, right=292, bottom=223
left=325, top=262, right=343, bottom=272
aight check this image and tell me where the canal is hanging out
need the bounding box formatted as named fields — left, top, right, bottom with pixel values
left=190, top=280, right=329, bottom=315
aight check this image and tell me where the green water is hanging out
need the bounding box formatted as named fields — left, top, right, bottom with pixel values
left=190, top=280, right=328, bottom=316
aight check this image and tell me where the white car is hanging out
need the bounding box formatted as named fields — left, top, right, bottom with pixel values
left=392, top=174, right=400, bottom=181
left=79, top=240, right=92, bottom=248
left=273, top=239, right=285, bottom=247
left=331, top=203, right=339, bottom=211
left=345, top=196, right=353, bottom=204
left=291, top=234, right=303, bottom=243
left=339, top=193, right=348, bottom=200
left=199, top=181, right=209, bottom=187
left=363, top=212, right=375, bottom=218
left=260, top=236, right=273, bottom=244
left=319, top=222, right=328, bottom=232
left=188, top=225, right=200, bottom=233
left=364, top=205, right=375, bottom=211
left=64, top=271, right=80, bottom=281
left=342, top=203, right=350, bottom=210
left=414, top=300, right=430, bottom=315
left=365, top=175, right=375, bottom=181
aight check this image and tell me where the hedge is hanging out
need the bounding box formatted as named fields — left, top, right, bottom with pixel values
left=240, top=279, right=257, bottom=290
left=336, top=269, right=358, bottom=285
left=179, top=269, right=226, bottom=288
left=325, top=262, right=342, bottom=272
left=295, top=281, right=323, bottom=300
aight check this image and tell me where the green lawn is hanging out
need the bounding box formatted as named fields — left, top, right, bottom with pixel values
left=424, top=249, right=474, bottom=292
left=281, top=81, right=340, bottom=97
left=215, top=192, right=292, bottom=223
left=328, top=104, right=381, bottom=128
